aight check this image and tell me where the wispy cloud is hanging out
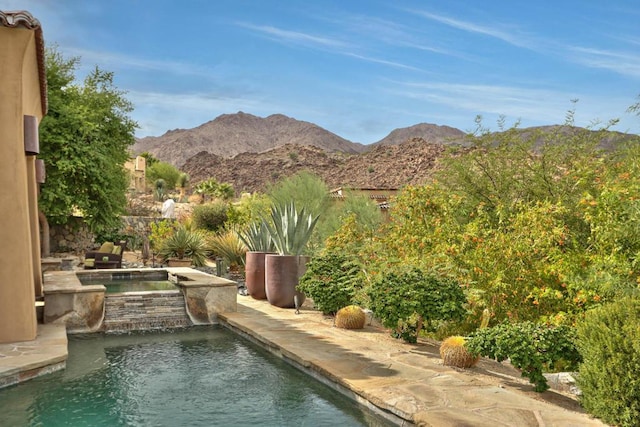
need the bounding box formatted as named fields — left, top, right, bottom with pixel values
left=237, top=22, right=419, bottom=71
left=389, top=80, right=583, bottom=124
left=409, top=10, right=533, bottom=49
left=65, top=47, right=215, bottom=78
left=236, top=22, right=349, bottom=49
left=322, top=14, right=469, bottom=59
left=568, top=46, right=640, bottom=78
left=342, top=52, right=421, bottom=71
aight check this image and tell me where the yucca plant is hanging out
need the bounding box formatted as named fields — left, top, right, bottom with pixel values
left=208, top=229, right=247, bottom=270
left=263, top=202, right=319, bottom=256
left=237, top=221, right=275, bottom=252
left=158, top=225, right=208, bottom=267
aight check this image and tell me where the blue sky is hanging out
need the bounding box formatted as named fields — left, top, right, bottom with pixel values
left=6, top=0, right=640, bottom=143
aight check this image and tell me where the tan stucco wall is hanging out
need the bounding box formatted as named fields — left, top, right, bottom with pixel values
left=0, top=27, right=43, bottom=343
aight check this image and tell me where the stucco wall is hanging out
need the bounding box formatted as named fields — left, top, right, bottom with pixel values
left=0, top=26, right=43, bottom=342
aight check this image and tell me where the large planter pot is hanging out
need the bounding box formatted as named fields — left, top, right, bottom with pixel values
left=167, top=258, right=192, bottom=267
left=265, top=255, right=308, bottom=308
left=245, top=252, right=274, bottom=300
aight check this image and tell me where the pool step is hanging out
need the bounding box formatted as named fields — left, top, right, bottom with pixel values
left=103, top=291, right=193, bottom=332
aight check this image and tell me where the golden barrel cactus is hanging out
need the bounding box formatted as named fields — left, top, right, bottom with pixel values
left=335, top=305, right=366, bottom=329
left=439, top=336, right=479, bottom=368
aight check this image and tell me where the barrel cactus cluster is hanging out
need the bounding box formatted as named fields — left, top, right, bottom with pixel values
left=439, top=336, right=479, bottom=368
left=335, top=305, right=366, bottom=329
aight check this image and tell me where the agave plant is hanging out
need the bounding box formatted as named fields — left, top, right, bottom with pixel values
left=263, top=202, right=319, bottom=256
left=237, top=221, right=275, bottom=252
left=208, top=229, right=247, bottom=269
left=158, top=225, right=208, bottom=267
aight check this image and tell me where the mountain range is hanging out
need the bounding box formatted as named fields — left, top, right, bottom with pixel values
left=132, top=112, right=635, bottom=194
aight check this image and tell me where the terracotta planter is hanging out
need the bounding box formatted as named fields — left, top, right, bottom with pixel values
left=167, top=258, right=192, bottom=267
left=265, top=255, right=308, bottom=308
left=245, top=252, right=274, bottom=300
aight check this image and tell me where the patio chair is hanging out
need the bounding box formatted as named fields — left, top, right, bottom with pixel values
left=83, top=240, right=127, bottom=269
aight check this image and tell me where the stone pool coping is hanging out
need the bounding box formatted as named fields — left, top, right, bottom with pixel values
left=220, top=297, right=605, bottom=427
left=0, top=324, right=67, bottom=389
left=1, top=295, right=604, bottom=426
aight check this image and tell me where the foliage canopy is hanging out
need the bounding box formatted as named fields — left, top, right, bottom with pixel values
left=38, top=48, right=137, bottom=233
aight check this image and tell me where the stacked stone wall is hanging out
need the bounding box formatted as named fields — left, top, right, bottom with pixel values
left=48, top=216, right=167, bottom=254
left=48, top=217, right=94, bottom=254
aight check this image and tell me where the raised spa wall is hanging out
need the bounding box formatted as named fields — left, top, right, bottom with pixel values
left=43, top=268, right=238, bottom=333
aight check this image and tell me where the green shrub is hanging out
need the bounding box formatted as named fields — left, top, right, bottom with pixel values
left=367, top=268, right=467, bottom=343
left=466, top=322, right=581, bottom=392
left=158, top=225, right=208, bottom=267
left=297, top=252, right=362, bottom=314
left=576, top=298, right=640, bottom=426
left=207, top=229, right=246, bottom=270
left=149, top=219, right=175, bottom=252
left=192, top=201, right=228, bottom=233
left=147, top=161, right=181, bottom=189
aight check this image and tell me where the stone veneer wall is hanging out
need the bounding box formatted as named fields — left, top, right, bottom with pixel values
left=120, top=216, right=164, bottom=239
left=48, top=217, right=94, bottom=254
left=47, top=215, right=166, bottom=254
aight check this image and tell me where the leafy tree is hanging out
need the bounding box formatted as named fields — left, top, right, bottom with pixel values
left=266, top=171, right=330, bottom=217
left=225, top=192, right=272, bottom=229
left=316, top=188, right=382, bottom=250
left=195, top=178, right=235, bottom=202
left=146, top=161, right=181, bottom=190
left=38, top=47, right=137, bottom=233
left=139, top=151, right=159, bottom=167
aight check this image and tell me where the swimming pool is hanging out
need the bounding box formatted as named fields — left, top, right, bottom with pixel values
left=0, top=327, right=394, bottom=426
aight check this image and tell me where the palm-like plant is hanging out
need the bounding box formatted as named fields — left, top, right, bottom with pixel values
left=263, top=203, right=319, bottom=256
left=158, top=225, right=208, bottom=267
left=208, top=229, right=247, bottom=269
left=176, top=173, right=189, bottom=202
left=237, top=221, right=275, bottom=252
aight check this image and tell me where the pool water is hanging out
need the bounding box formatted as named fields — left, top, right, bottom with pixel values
left=0, top=327, right=394, bottom=426
left=81, top=279, right=178, bottom=293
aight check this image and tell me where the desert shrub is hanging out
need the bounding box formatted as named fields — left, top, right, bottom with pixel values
left=148, top=219, right=175, bottom=252
left=367, top=124, right=640, bottom=326
left=207, top=229, right=246, bottom=270
left=225, top=192, right=272, bottom=229
left=157, top=225, right=208, bottom=267
left=576, top=298, right=640, bottom=426
left=297, top=252, right=362, bottom=315
left=147, top=161, right=181, bottom=189
left=367, top=268, right=467, bottom=343
left=317, top=191, right=382, bottom=253
left=266, top=171, right=329, bottom=217
left=466, top=322, right=581, bottom=392
left=192, top=201, right=228, bottom=233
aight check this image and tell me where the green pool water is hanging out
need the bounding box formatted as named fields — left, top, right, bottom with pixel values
left=0, top=327, right=394, bottom=426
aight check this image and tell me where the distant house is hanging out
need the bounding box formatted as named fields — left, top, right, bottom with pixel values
left=329, top=187, right=398, bottom=215
left=124, top=155, right=146, bottom=193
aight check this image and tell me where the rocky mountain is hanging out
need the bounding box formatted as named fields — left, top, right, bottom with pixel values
left=372, top=123, right=466, bottom=147
left=182, top=137, right=449, bottom=194
left=135, top=112, right=638, bottom=195
left=133, top=112, right=366, bottom=167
